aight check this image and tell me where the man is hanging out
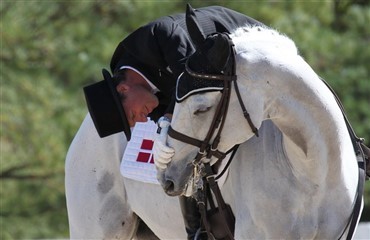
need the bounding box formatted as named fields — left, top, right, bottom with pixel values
left=82, top=4, right=263, bottom=239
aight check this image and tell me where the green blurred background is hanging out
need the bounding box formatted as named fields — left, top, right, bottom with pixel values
left=1, top=0, right=369, bottom=239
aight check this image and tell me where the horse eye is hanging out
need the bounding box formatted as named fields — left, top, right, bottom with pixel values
left=194, top=106, right=211, bottom=115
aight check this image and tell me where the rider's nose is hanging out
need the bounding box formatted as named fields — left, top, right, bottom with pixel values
left=135, top=114, right=148, bottom=123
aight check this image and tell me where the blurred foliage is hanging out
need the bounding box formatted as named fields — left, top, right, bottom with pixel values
left=0, top=0, right=369, bottom=239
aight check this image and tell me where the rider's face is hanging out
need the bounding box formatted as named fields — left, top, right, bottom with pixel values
left=116, top=70, right=159, bottom=127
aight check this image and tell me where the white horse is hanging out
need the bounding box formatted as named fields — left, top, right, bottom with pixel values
left=65, top=113, right=188, bottom=239
left=65, top=13, right=364, bottom=240
left=157, top=24, right=362, bottom=239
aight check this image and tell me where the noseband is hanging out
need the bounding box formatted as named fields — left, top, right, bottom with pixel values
left=168, top=36, right=259, bottom=165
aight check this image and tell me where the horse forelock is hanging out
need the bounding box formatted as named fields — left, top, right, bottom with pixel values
left=230, top=25, right=298, bottom=57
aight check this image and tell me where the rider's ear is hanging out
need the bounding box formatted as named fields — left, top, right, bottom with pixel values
left=116, top=83, right=130, bottom=94
left=186, top=4, right=206, bottom=47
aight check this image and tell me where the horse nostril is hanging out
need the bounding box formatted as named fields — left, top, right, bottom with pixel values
left=164, top=179, right=175, bottom=193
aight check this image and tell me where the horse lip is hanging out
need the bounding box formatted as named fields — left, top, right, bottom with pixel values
left=165, top=189, right=183, bottom=197
left=164, top=186, right=185, bottom=196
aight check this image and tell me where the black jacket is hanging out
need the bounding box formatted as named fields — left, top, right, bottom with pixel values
left=110, top=6, right=263, bottom=121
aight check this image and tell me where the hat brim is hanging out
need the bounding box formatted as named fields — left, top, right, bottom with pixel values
left=103, top=69, right=131, bottom=140
left=83, top=69, right=131, bottom=140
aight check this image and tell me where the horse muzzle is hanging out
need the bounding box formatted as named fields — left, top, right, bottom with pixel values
left=157, top=161, right=194, bottom=196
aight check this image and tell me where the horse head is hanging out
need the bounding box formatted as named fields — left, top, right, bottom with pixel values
left=157, top=4, right=264, bottom=196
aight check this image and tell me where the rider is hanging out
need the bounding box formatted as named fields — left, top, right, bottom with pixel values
left=83, top=4, right=263, bottom=239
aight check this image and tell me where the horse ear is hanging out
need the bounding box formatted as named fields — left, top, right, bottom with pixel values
left=206, top=33, right=231, bottom=72
left=186, top=4, right=206, bottom=47
left=187, top=33, right=231, bottom=74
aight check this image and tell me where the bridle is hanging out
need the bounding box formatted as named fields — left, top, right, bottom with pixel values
left=167, top=34, right=259, bottom=240
left=168, top=35, right=258, bottom=167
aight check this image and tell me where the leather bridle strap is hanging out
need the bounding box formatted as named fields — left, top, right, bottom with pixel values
left=168, top=125, right=203, bottom=148
left=233, top=78, right=259, bottom=137
left=204, top=162, right=234, bottom=239
left=168, top=125, right=229, bottom=160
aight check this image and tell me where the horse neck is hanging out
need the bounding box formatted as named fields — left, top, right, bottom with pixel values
left=258, top=56, right=357, bottom=185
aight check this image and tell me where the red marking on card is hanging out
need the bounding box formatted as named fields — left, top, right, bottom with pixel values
left=150, top=156, right=154, bottom=164
left=141, top=139, right=154, bottom=150
left=137, top=152, right=151, bottom=162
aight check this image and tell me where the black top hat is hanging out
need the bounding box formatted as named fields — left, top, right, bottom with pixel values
left=83, top=69, right=131, bottom=140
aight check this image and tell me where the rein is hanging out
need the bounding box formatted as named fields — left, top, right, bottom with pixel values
left=319, top=77, right=369, bottom=240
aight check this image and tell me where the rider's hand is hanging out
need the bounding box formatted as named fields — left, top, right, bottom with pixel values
left=153, top=116, right=175, bottom=170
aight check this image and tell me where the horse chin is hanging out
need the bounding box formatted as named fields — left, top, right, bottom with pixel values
left=163, top=178, right=197, bottom=197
